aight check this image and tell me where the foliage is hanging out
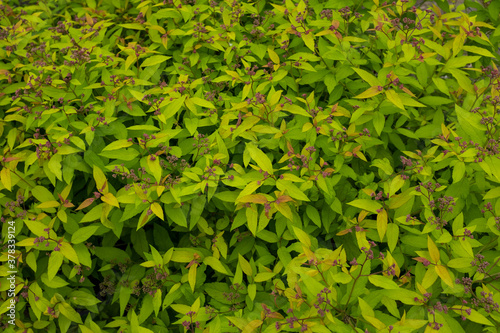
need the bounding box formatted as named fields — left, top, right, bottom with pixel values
left=1, top=0, right=500, bottom=332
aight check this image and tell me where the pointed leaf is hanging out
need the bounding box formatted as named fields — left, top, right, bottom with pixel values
left=427, top=235, right=440, bottom=263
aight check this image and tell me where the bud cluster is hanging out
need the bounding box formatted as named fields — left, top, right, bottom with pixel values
left=472, top=291, right=500, bottom=313
left=470, top=254, right=489, bottom=274
left=192, top=133, right=211, bottom=159
left=182, top=311, right=200, bottom=332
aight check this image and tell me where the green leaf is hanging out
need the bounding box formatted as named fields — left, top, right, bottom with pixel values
left=354, top=86, right=383, bottom=99
left=153, top=289, right=162, bottom=317
left=147, top=156, right=162, bottom=183
left=102, top=192, right=119, bottom=208
left=449, top=69, right=474, bottom=94
left=60, top=242, right=80, bottom=265
left=276, top=180, right=310, bottom=201
left=455, top=104, right=485, bottom=143
left=282, top=104, right=311, bottom=117
left=347, top=199, right=382, bottom=214
left=41, top=274, right=69, bottom=289
left=358, top=297, right=374, bottom=317
left=306, top=205, right=321, bottom=228
left=161, top=95, right=186, bottom=120
left=484, top=187, right=500, bottom=199
left=432, top=77, right=450, bottom=96
left=462, top=308, right=494, bottom=326
left=445, top=56, right=481, bottom=69
left=447, top=258, right=472, bottom=269
left=383, top=289, right=420, bottom=305
left=419, top=96, right=453, bottom=106
left=250, top=43, right=267, bottom=59
left=428, top=235, right=440, bottom=263
left=462, top=45, right=495, bottom=58
left=238, top=254, right=253, bottom=276
left=385, top=90, right=405, bottom=110
left=48, top=154, right=63, bottom=181
left=293, top=226, right=311, bottom=248
left=368, top=275, right=399, bottom=289
left=58, top=302, right=83, bottom=324
left=140, top=55, right=171, bottom=67
left=245, top=143, right=273, bottom=175
left=204, top=282, right=232, bottom=304
left=125, top=54, right=137, bottom=71
left=246, top=206, right=258, bottom=236
left=69, top=290, right=101, bottom=306
left=386, top=223, right=399, bottom=253
left=48, top=251, right=64, bottom=281
left=0, top=168, right=11, bottom=191
left=94, top=247, right=130, bottom=263
left=119, top=23, right=145, bottom=30
left=120, top=287, right=132, bottom=316
left=166, top=205, right=187, bottom=227
left=452, top=161, right=466, bottom=182
left=352, top=68, right=380, bottom=86
left=151, top=202, right=164, bottom=221
left=81, top=204, right=103, bottom=223
left=302, top=33, right=315, bottom=51
left=127, top=125, right=160, bottom=131
left=150, top=245, right=163, bottom=266
left=102, top=139, right=133, bottom=151
left=189, top=97, right=215, bottom=109
left=204, top=256, right=232, bottom=275
left=254, top=272, right=277, bottom=282
left=93, top=166, right=107, bottom=193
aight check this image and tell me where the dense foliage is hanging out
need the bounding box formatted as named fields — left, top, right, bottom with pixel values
left=1, top=0, right=500, bottom=332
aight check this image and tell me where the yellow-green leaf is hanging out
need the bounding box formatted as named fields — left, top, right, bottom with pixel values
left=16, top=238, right=36, bottom=246
left=246, top=206, right=258, bottom=236
left=60, top=242, right=80, bottom=265
left=0, top=168, right=11, bottom=191
left=151, top=202, right=164, bottom=221
left=434, top=265, right=453, bottom=287
left=93, top=166, right=108, bottom=194
left=456, top=308, right=494, bottom=326
left=347, top=199, right=382, bottom=214
left=427, top=235, right=440, bottom=263
left=140, top=55, right=171, bottom=67
left=462, top=45, right=495, bottom=58
left=377, top=209, right=388, bottom=240
left=254, top=272, right=277, bottom=283
left=188, top=265, right=197, bottom=292
left=385, top=89, right=405, bottom=110
left=37, top=200, right=60, bottom=209
left=245, top=143, right=273, bottom=174
left=276, top=180, right=309, bottom=201
left=204, top=256, right=232, bottom=275
left=238, top=254, right=253, bottom=276
left=302, top=33, right=315, bottom=51
left=58, top=302, right=83, bottom=324
left=354, top=86, right=383, bottom=99
left=48, top=251, right=64, bottom=280
left=101, top=193, right=119, bottom=208
left=125, top=54, right=137, bottom=71
left=282, top=104, right=311, bottom=117
left=190, top=97, right=215, bottom=109
left=352, top=68, right=380, bottom=86
left=102, top=139, right=133, bottom=151
left=147, top=156, right=162, bottom=183
left=275, top=202, right=293, bottom=221
left=237, top=194, right=268, bottom=204
left=268, top=45, right=280, bottom=64
left=293, top=226, right=311, bottom=248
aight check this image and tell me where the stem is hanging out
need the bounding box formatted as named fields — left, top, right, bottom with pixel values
left=343, top=256, right=368, bottom=311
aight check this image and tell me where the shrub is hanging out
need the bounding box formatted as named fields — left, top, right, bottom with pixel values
left=1, top=0, right=500, bottom=332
